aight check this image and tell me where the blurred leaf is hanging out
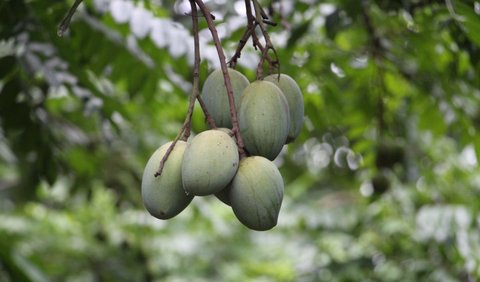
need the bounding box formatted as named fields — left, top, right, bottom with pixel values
left=452, top=0, right=480, bottom=46
left=287, top=21, right=311, bottom=49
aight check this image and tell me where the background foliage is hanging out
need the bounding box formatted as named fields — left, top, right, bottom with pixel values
left=1, top=0, right=480, bottom=281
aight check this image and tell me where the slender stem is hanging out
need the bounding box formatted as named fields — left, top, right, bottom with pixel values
left=154, top=129, right=184, bottom=177
left=229, top=0, right=278, bottom=73
left=183, top=0, right=203, bottom=140
left=194, top=0, right=247, bottom=158
left=58, top=0, right=84, bottom=37
left=228, top=28, right=253, bottom=68
left=197, top=96, right=217, bottom=128
left=188, top=5, right=217, bottom=128
left=245, top=0, right=254, bottom=29
left=155, top=0, right=203, bottom=177
left=252, top=0, right=279, bottom=78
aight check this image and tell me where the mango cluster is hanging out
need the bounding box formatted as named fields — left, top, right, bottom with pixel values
left=141, top=69, right=304, bottom=231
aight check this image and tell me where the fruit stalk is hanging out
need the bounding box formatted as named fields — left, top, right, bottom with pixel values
left=252, top=0, right=279, bottom=78
left=184, top=0, right=213, bottom=139
left=195, top=0, right=247, bottom=158
left=154, top=0, right=204, bottom=177
left=197, top=96, right=217, bottom=129
left=228, top=0, right=255, bottom=68
left=57, top=0, right=84, bottom=37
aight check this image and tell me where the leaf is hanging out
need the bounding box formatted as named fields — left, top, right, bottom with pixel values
left=11, top=252, right=48, bottom=282
left=335, top=27, right=367, bottom=52
left=287, top=21, right=311, bottom=49
left=452, top=0, right=480, bottom=46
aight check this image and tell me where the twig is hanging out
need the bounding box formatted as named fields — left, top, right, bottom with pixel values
left=197, top=95, right=217, bottom=128
left=263, top=19, right=277, bottom=26
left=194, top=0, right=247, bottom=158
left=252, top=0, right=279, bottom=78
left=58, top=0, right=84, bottom=37
left=183, top=1, right=203, bottom=141
left=155, top=0, right=204, bottom=177
left=154, top=130, right=184, bottom=177
left=228, top=0, right=255, bottom=68
left=228, top=27, right=253, bottom=68
left=183, top=12, right=216, bottom=20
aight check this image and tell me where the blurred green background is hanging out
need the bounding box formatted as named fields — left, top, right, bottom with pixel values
left=1, top=0, right=480, bottom=281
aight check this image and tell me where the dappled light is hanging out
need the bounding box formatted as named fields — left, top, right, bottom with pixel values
left=1, top=0, right=480, bottom=281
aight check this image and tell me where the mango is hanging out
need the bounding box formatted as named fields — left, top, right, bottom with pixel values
left=229, top=156, right=284, bottom=231
left=182, top=129, right=239, bottom=196
left=141, top=141, right=193, bottom=219
left=264, top=74, right=304, bottom=143
left=239, top=81, right=290, bottom=160
left=201, top=68, right=250, bottom=128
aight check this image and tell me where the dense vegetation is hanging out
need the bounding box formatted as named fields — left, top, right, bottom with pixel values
left=1, top=0, right=480, bottom=280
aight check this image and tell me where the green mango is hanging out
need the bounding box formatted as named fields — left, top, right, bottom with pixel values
left=201, top=68, right=250, bottom=128
left=182, top=129, right=239, bottom=196
left=264, top=74, right=304, bottom=143
left=229, top=156, right=284, bottom=231
left=239, top=81, right=290, bottom=160
left=141, top=141, right=193, bottom=220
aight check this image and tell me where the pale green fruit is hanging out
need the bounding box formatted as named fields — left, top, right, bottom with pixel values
left=182, top=129, right=239, bottom=196
left=141, top=141, right=193, bottom=220
left=239, top=81, right=290, bottom=160
left=216, top=127, right=233, bottom=137
left=229, top=156, right=284, bottom=231
left=264, top=74, right=304, bottom=143
left=201, top=68, right=250, bottom=128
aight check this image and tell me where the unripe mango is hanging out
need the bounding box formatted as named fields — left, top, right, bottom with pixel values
left=201, top=68, right=250, bottom=128
left=264, top=74, right=304, bottom=143
left=182, top=129, right=239, bottom=196
left=239, top=81, right=290, bottom=160
left=229, top=156, right=284, bottom=231
left=141, top=141, right=193, bottom=219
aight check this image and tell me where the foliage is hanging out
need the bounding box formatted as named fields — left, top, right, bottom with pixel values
left=1, top=0, right=480, bottom=280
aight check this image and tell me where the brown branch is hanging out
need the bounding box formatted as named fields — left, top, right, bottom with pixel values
left=228, top=0, right=255, bottom=68
left=197, top=95, right=217, bottom=128
left=194, top=0, right=247, bottom=159
left=245, top=0, right=255, bottom=30
left=183, top=0, right=203, bottom=141
left=58, top=0, right=84, bottom=37
left=228, top=0, right=278, bottom=71
left=228, top=27, right=253, bottom=68
left=252, top=0, right=279, bottom=78
left=154, top=133, right=182, bottom=177
left=155, top=0, right=203, bottom=177
left=263, top=19, right=277, bottom=26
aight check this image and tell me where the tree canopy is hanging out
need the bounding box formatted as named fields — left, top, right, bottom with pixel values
left=1, top=0, right=480, bottom=281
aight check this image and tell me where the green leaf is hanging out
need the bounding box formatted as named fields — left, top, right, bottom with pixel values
left=287, top=21, right=311, bottom=49
left=452, top=0, right=480, bottom=46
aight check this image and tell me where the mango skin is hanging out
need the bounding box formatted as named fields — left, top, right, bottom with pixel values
left=239, top=81, right=290, bottom=160
left=201, top=68, right=250, bottom=128
left=264, top=74, right=304, bottom=143
left=141, top=141, right=193, bottom=220
left=182, top=129, right=239, bottom=196
left=229, top=156, right=284, bottom=231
